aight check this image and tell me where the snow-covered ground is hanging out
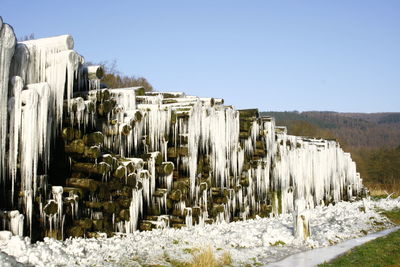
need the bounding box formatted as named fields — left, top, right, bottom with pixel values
left=1, top=197, right=399, bottom=267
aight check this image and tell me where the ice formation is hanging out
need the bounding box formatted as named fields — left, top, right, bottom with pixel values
left=0, top=21, right=16, bottom=184
left=293, top=198, right=311, bottom=239
left=0, top=17, right=364, bottom=240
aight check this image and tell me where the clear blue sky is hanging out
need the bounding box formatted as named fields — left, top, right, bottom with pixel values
left=2, top=0, right=399, bottom=112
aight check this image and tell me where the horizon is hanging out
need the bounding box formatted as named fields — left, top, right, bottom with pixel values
left=265, top=110, right=400, bottom=114
left=2, top=0, right=399, bottom=113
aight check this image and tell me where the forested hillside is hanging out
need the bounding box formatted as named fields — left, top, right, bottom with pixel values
left=263, top=111, right=400, bottom=149
left=262, top=111, right=400, bottom=189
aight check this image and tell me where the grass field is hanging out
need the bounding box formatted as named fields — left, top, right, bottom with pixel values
left=367, top=183, right=400, bottom=199
left=319, top=209, right=400, bottom=267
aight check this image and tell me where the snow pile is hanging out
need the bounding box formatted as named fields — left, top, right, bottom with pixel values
left=0, top=198, right=398, bottom=266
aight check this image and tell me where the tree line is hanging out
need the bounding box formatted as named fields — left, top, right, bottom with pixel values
left=98, top=60, right=153, bottom=92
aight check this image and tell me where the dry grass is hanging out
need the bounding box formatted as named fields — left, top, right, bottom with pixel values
left=366, top=182, right=400, bottom=198
left=188, top=246, right=232, bottom=267
left=219, top=251, right=233, bottom=266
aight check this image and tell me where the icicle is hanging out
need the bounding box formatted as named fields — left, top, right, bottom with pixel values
left=8, top=76, right=23, bottom=203
left=347, top=184, right=353, bottom=200
left=109, top=87, right=137, bottom=111
left=52, top=186, right=63, bottom=232
left=184, top=207, right=193, bottom=227
left=198, top=210, right=208, bottom=227
left=28, top=83, right=52, bottom=171
left=20, top=89, right=39, bottom=234
left=70, top=97, right=85, bottom=129
left=9, top=210, right=24, bottom=237
left=147, top=152, right=161, bottom=204
left=65, top=193, right=79, bottom=220
left=199, top=183, right=208, bottom=211
left=0, top=22, right=16, bottom=183
left=174, top=200, right=186, bottom=215
left=188, top=101, right=201, bottom=199
left=92, top=212, right=103, bottom=220
left=250, top=120, right=260, bottom=147
left=22, top=36, right=82, bottom=131
left=271, top=191, right=279, bottom=217
left=84, top=65, right=103, bottom=90
left=10, top=43, right=30, bottom=81
left=161, top=172, right=173, bottom=192
left=154, top=190, right=168, bottom=214
left=124, top=188, right=143, bottom=233
left=216, top=212, right=226, bottom=224
left=24, top=189, right=33, bottom=237
left=138, top=103, right=171, bottom=153
left=293, top=198, right=311, bottom=240
left=138, top=170, right=151, bottom=207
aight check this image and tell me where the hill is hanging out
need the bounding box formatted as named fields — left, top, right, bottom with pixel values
left=262, top=111, right=400, bottom=189
left=262, top=111, right=400, bottom=149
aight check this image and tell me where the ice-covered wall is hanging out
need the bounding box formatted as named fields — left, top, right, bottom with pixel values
left=0, top=17, right=364, bottom=240
left=0, top=18, right=84, bottom=238
left=55, top=88, right=363, bottom=237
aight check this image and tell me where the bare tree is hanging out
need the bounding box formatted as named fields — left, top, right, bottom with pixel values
left=18, top=33, right=35, bottom=41
left=86, top=60, right=154, bottom=92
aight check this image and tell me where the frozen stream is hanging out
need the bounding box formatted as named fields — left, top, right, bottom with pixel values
left=0, top=198, right=399, bottom=266
left=267, top=226, right=400, bottom=267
